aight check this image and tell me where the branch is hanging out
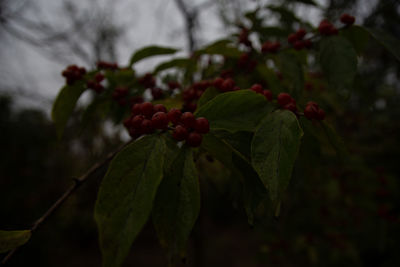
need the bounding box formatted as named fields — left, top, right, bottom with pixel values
left=1, top=141, right=131, bottom=265
left=174, top=0, right=197, bottom=52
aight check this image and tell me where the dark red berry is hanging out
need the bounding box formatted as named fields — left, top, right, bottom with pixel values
left=277, top=93, right=292, bottom=107
left=283, top=102, right=297, bottom=112
left=154, top=104, right=167, bottom=113
left=287, top=33, right=298, bottom=44
left=316, top=108, right=325, bottom=120
left=141, top=102, right=154, bottom=118
left=250, top=84, right=263, bottom=94
left=263, top=90, right=273, bottom=101
left=131, top=115, right=145, bottom=128
left=295, top=28, right=307, bottom=40
left=186, top=132, right=203, bottom=147
left=194, top=117, right=209, bottom=134
left=131, top=103, right=142, bottom=115
left=95, top=73, right=105, bottom=82
left=151, top=87, right=164, bottom=100
left=340, top=13, right=355, bottom=25
left=293, top=40, right=304, bottom=50
left=221, top=78, right=235, bottom=92
left=213, top=77, right=224, bottom=90
left=167, top=108, right=182, bottom=125
left=318, top=20, right=334, bottom=35
left=151, top=112, right=169, bottom=129
left=141, top=119, right=154, bottom=134
left=304, top=104, right=318, bottom=120
left=181, top=112, right=196, bottom=128
left=172, top=125, right=188, bottom=141
left=123, top=117, right=133, bottom=128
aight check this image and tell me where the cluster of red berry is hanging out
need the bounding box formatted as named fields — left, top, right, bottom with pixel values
left=124, top=102, right=209, bottom=147
left=340, top=13, right=355, bottom=26
left=277, top=92, right=298, bottom=113
left=112, top=86, right=130, bottom=105
left=61, top=65, right=86, bottom=85
left=96, top=61, right=118, bottom=70
left=287, top=28, right=312, bottom=50
left=86, top=73, right=105, bottom=93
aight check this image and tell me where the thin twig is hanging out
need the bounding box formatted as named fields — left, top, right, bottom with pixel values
left=1, top=141, right=130, bottom=265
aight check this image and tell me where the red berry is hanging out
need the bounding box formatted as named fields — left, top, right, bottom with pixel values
left=184, top=102, right=197, bottom=113
left=340, top=13, right=355, bottom=25
left=263, top=90, right=273, bottom=101
left=304, top=104, right=318, bottom=120
left=140, top=102, right=154, bottom=118
left=154, top=104, right=167, bottom=113
left=250, top=84, right=263, bottom=94
left=181, top=112, right=196, bottom=128
left=283, top=102, right=297, bottom=112
left=194, top=117, right=210, bottom=134
left=277, top=93, right=292, bottom=107
left=141, top=119, right=154, bottom=134
left=131, top=103, right=142, bottom=115
left=123, top=117, right=133, bottom=128
left=172, top=125, right=188, bottom=141
left=131, top=115, right=145, bottom=128
left=221, top=78, right=235, bottom=92
left=186, top=132, right=203, bottom=147
left=295, top=28, right=307, bottom=40
left=151, top=112, right=169, bottom=129
left=167, top=108, right=182, bottom=125
left=287, top=33, right=298, bottom=44
left=151, top=87, right=164, bottom=100
left=318, top=20, right=334, bottom=35
left=213, top=77, right=224, bottom=90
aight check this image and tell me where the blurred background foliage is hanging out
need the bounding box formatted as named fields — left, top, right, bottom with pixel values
left=1, top=0, right=399, bottom=266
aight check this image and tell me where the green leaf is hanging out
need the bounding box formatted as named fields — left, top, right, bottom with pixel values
left=195, top=90, right=274, bottom=133
left=195, top=39, right=242, bottom=58
left=152, top=147, right=200, bottom=259
left=319, top=36, right=358, bottom=88
left=256, top=64, right=282, bottom=93
left=251, top=110, right=303, bottom=202
left=0, top=230, right=31, bottom=253
left=365, top=27, right=400, bottom=62
left=129, top=46, right=179, bottom=67
left=197, top=87, right=220, bottom=108
left=277, top=52, right=304, bottom=95
left=94, top=135, right=166, bottom=267
left=51, top=82, right=86, bottom=139
left=153, top=58, right=193, bottom=74
left=340, top=25, right=370, bottom=54
left=320, top=121, right=348, bottom=157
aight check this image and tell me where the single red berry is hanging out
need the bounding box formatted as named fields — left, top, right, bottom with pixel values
left=277, top=93, right=292, bottom=107
left=151, top=112, right=169, bottom=129
left=154, top=104, right=167, bottom=113
left=172, top=125, right=188, bottom=141
left=141, top=102, right=154, bottom=118
left=123, top=117, right=133, bottom=128
left=304, top=105, right=318, bottom=120
left=131, top=103, right=142, bottom=115
left=181, top=112, right=196, bottom=128
left=221, top=78, right=235, bottom=92
left=318, top=20, right=334, bottom=35
left=167, top=108, right=182, bottom=125
left=213, top=77, right=224, bottom=90
left=194, top=117, right=210, bottom=134
left=250, top=84, right=263, bottom=94
left=263, top=90, right=273, bottom=101
left=295, top=28, right=307, bottom=40
left=283, top=102, right=297, bottom=112
left=340, top=13, right=355, bottom=25
left=131, top=115, right=145, bottom=128
left=287, top=33, right=298, bottom=44
left=141, top=119, right=154, bottom=134
left=186, top=132, right=203, bottom=147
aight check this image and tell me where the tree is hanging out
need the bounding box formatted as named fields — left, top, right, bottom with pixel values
left=1, top=2, right=400, bottom=267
